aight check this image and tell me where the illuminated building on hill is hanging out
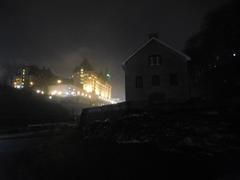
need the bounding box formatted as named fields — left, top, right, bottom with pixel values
left=13, top=65, right=57, bottom=93
left=13, top=67, right=33, bottom=89
left=72, top=59, right=112, bottom=100
left=13, top=61, right=114, bottom=105
left=48, top=84, right=81, bottom=97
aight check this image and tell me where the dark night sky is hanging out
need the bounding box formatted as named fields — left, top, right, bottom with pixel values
left=0, top=0, right=228, bottom=99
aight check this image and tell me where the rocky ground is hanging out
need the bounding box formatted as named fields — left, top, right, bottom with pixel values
left=1, top=127, right=239, bottom=180
left=1, top=97, right=240, bottom=179
left=79, top=106, right=240, bottom=156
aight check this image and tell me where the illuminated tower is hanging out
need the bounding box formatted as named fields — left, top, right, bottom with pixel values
left=72, top=59, right=112, bottom=100
left=72, top=58, right=94, bottom=88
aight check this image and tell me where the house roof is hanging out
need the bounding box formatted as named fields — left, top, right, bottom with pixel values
left=122, top=37, right=191, bottom=68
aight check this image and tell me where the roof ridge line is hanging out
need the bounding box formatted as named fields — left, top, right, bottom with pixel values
left=122, top=38, right=190, bottom=68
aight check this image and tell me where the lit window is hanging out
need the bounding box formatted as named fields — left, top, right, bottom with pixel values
left=84, top=84, right=93, bottom=93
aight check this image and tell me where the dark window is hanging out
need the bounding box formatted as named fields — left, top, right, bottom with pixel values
left=169, top=73, right=178, bottom=86
left=148, top=55, right=162, bottom=66
left=136, top=76, right=143, bottom=88
left=152, top=75, right=160, bottom=86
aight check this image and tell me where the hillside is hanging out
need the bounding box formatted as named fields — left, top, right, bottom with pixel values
left=0, top=85, right=72, bottom=129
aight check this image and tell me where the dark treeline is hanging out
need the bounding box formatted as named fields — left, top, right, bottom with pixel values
left=185, top=0, right=240, bottom=101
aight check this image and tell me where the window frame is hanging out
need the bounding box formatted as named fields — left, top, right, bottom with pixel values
left=148, top=55, right=162, bottom=66
left=135, top=76, right=143, bottom=88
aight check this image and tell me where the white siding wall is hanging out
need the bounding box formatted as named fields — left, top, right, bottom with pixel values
left=124, top=40, right=189, bottom=102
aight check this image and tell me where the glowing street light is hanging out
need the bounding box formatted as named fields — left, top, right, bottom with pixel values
left=57, top=80, right=62, bottom=84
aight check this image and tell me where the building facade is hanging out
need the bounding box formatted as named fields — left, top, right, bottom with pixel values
left=13, top=67, right=32, bottom=89
left=72, top=59, right=112, bottom=100
left=13, top=65, right=57, bottom=93
left=122, top=35, right=190, bottom=102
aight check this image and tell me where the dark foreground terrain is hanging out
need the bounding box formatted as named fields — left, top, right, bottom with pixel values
left=0, top=85, right=72, bottom=130
left=0, top=129, right=240, bottom=180
left=1, top=86, right=240, bottom=179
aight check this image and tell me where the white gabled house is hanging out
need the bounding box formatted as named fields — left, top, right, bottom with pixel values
left=122, top=34, right=191, bottom=103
